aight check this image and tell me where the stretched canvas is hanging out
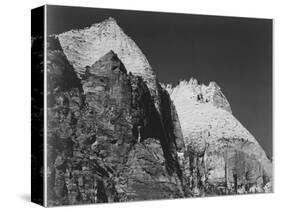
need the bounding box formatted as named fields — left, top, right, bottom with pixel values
left=31, top=5, right=273, bottom=207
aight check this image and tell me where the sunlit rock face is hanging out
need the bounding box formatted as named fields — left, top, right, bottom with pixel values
left=46, top=41, right=184, bottom=205
left=57, top=17, right=184, bottom=163
left=58, top=17, right=157, bottom=104
left=166, top=78, right=232, bottom=113
left=166, top=79, right=272, bottom=196
left=43, top=16, right=272, bottom=206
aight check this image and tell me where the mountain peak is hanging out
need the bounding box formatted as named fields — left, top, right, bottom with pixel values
left=166, top=78, right=232, bottom=113
left=105, top=16, right=118, bottom=23
left=168, top=76, right=272, bottom=191
left=58, top=17, right=157, bottom=97
left=188, top=77, right=198, bottom=86
left=90, top=16, right=120, bottom=32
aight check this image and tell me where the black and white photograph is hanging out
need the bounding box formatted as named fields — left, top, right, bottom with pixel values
left=30, top=4, right=273, bottom=207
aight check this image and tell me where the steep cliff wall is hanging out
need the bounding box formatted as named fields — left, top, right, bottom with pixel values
left=58, top=17, right=158, bottom=108
left=46, top=37, right=184, bottom=205
left=56, top=17, right=184, bottom=177
left=167, top=79, right=272, bottom=196
left=44, top=17, right=272, bottom=205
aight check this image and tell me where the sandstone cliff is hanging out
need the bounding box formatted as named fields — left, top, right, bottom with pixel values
left=57, top=17, right=183, bottom=170
left=42, top=17, right=272, bottom=206
left=58, top=17, right=158, bottom=108
left=166, top=79, right=272, bottom=196
left=46, top=36, right=185, bottom=205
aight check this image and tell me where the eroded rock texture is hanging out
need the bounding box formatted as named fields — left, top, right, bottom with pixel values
left=47, top=37, right=184, bottom=206
left=44, top=17, right=272, bottom=206
left=167, top=79, right=272, bottom=196
left=58, top=17, right=158, bottom=109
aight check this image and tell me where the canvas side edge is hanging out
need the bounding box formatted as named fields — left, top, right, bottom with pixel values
left=31, top=5, right=45, bottom=207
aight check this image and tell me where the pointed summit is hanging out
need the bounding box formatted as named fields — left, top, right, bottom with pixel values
left=91, top=17, right=120, bottom=32
left=88, top=50, right=127, bottom=76
left=58, top=17, right=157, bottom=96
left=167, top=78, right=232, bottom=113
left=106, top=17, right=118, bottom=23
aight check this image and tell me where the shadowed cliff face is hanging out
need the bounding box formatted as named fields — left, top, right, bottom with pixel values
left=58, top=17, right=158, bottom=110
left=46, top=38, right=184, bottom=206
left=47, top=36, right=82, bottom=94
left=42, top=17, right=272, bottom=206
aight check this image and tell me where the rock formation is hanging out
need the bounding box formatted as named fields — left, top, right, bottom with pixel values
left=57, top=16, right=183, bottom=171
left=166, top=79, right=272, bottom=196
left=46, top=36, right=184, bottom=205
left=58, top=17, right=158, bottom=108
left=41, top=17, right=272, bottom=206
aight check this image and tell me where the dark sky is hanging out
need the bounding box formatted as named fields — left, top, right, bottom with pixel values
left=47, top=5, right=273, bottom=157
